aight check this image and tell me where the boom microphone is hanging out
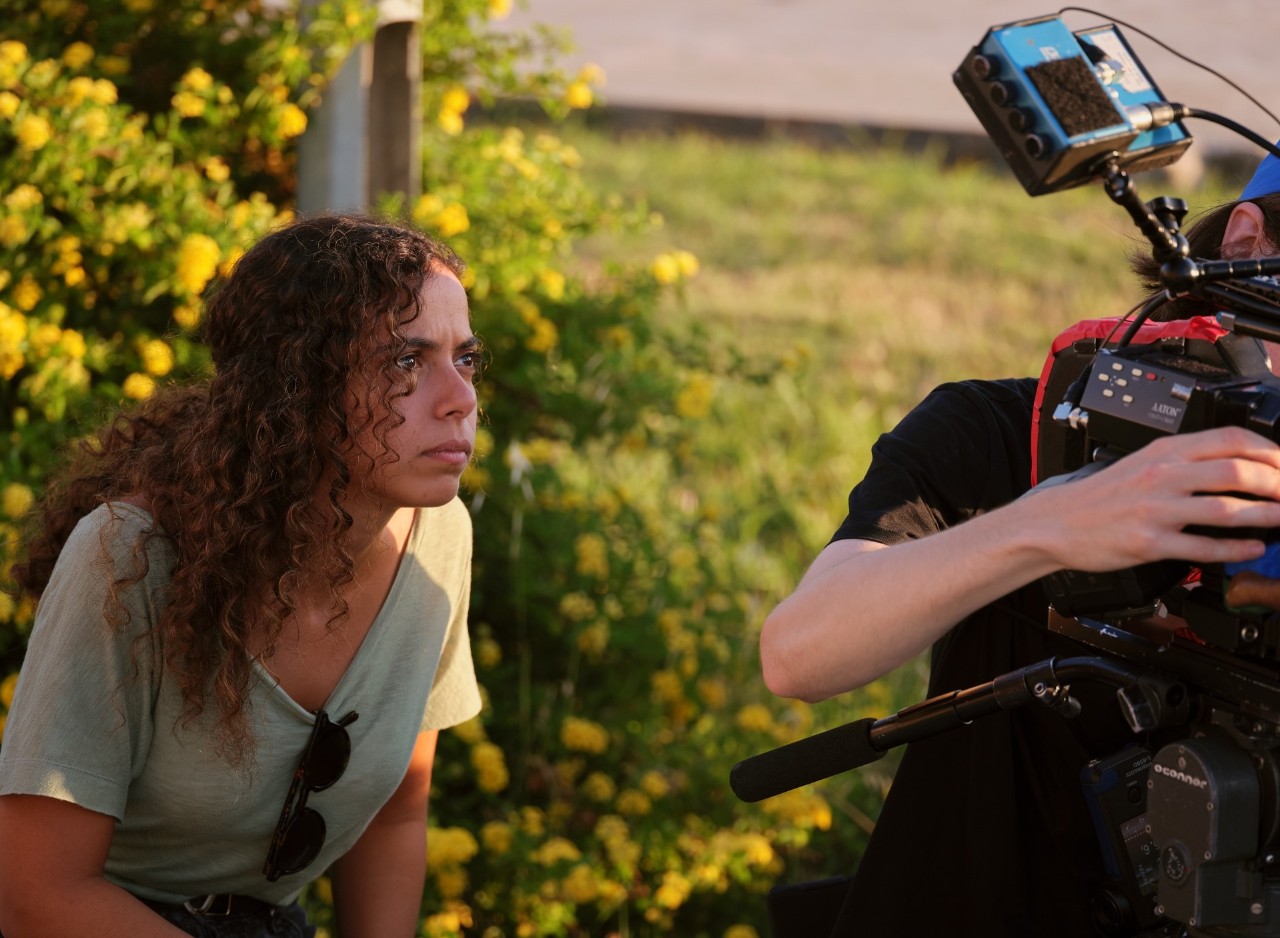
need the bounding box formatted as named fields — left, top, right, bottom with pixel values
left=729, top=718, right=884, bottom=803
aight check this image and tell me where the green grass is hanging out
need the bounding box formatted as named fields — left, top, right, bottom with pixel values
left=557, top=121, right=1237, bottom=563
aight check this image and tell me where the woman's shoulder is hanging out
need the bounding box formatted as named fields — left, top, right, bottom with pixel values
left=63, top=501, right=171, bottom=567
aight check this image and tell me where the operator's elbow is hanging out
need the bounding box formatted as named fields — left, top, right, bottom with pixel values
left=759, top=609, right=828, bottom=704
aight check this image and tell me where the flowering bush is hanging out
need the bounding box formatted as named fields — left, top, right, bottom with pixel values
left=0, top=1, right=886, bottom=935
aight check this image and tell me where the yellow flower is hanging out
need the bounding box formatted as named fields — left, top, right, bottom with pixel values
left=0, top=671, right=17, bottom=708
left=0, top=217, right=27, bottom=248
left=15, top=114, right=52, bottom=151
left=181, top=67, right=213, bottom=91
left=0, top=42, right=27, bottom=68
left=675, top=373, right=715, bottom=419
left=559, top=592, right=597, bottom=622
left=11, top=184, right=49, bottom=215
left=560, top=716, right=608, bottom=754
left=429, top=827, right=479, bottom=867
left=204, top=157, right=230, bottom=182
left=12, top=276, right=41, bottom=311
left=487, top=0, right=512, bottom=19
left=0, top=594, right=13, bottom=626
left=80, top=107, right=109, bottom=140
left=277, top=103, right=308, bottom=139
left=433, top=868, right=467, bottom=900
left=654, top=871, right=691, bottom=910
left=651, top=253, right=680, bottom=285
left=175, top=233, right=221, bottom=295
left=61, top=42, right=93, bottom=70
left=616, top=789, right=651, bottom=816
left=471, top=741, right=509, bottom=793
left=697, top=677, right=728, bottom=709
left=90, top=79, right=118, bottom=106
left=674, top=249, right=700, bottom=277
left=2, top=483, right=34, bottom=519
left=524, top=316, right=558, bottom=354
left=639, top=770, right=670, bottom=799
left=437, top=109, right=463, bottom=136
left=140, top=338, right=175, bottom=377
left=172, top=304, right=200, bottom=330
left=578, top=62, right=606, bottom=85
left=532, top=837, right=581, bottom=866
left=123, top=0, right=154, bottom=10
left=562, top=864, right=599, bottom=903
left=122, top=372, right=156, bottom=400
left=582, top=771, right=616, bottom=802
left=171, top=90, right=204, bottom=118
left=538, top=268, right=565, bottom=300
left=441, top=84, right=469, bottom=114
left=479, top=820, right=512, bottom=855
left=573, top=532, right=608, bottom=579
left=28, top=323, right=61, bottom=356
left=61, top=329, right=86, bottom=359
left=0, top=91, right=18, bottom=119
left=736, top=703, right=774, bottom=733
left=474, top=635, right=501, bottom=669
left=725, top=926, right=760, bottom=938
left=434, top=203, right=470, bottom=238
left=564, top=80, right=593, bottom=110
left=576, top=621, right=608, bottom=657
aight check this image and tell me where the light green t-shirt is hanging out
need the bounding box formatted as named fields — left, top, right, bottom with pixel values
left=0, top=500, right=481, bottom=904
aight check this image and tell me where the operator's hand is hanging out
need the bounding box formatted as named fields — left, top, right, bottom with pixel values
left=1027, top=426, right=1280, bottom=574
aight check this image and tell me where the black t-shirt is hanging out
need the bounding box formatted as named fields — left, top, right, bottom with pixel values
left=825, top=378, right=1135, bottom=937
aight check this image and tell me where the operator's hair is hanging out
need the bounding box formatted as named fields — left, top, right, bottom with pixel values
left=11, top=212, right=466, bottom=765
left=1131, top=192, right=1280, bottom=321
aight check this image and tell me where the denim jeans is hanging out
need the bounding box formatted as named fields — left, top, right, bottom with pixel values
left=144, top=899, right=315, bottom=938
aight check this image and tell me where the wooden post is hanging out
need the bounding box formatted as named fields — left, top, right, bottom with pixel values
left=296, top=0, right=423, bottom=214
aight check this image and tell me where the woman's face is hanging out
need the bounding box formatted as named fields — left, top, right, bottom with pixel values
left=349, top=265, right=480, bottom=512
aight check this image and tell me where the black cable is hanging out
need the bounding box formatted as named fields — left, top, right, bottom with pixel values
left=1182, top=108, right=1280, bottom=161
left=1057, top=6, right=1280, bottom=131
left=1115, top=292, right=1173, bottom=348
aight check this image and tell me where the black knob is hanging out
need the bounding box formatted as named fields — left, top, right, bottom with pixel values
left=989, top=81, right=1013, bottom=106
left=1008, top=108, right=1033, bottom=132
left=971, top=53, right=998, bottom=79
left=1024, top=134, right=1047, bottom=158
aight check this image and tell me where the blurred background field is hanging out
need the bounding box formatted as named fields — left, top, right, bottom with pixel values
left=0, top=2, right=1262, bottom=936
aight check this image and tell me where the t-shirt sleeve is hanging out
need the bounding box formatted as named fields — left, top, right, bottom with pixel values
left=420, top=518, right=481, bottom=732
left=0, top=506, right=165, bottom=820
left=832, top=380, right=1035, bottom=547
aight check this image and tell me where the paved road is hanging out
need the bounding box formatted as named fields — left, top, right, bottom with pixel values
left=499, top=0, right=1279, bottom=160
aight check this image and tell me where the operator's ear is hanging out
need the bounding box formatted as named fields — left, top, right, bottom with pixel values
left=1222, top=201, right=1271, bottom=259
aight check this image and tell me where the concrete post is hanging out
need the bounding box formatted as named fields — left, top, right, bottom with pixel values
left=296, top=0, right=423, bottom=214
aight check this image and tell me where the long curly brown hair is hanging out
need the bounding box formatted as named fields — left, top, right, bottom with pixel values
left=12, top=213, right=466, bottom=764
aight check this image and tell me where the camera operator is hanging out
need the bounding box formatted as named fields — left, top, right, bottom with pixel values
left=759, top=151, right=1280, bottom=937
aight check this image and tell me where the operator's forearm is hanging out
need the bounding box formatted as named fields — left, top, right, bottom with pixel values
left=761, top=497, right=1063, bottom=703
left=331, top=815, right=428, bottom=938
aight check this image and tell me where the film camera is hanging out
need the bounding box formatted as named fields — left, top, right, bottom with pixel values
left=732, top=13, right=1280, bottom=938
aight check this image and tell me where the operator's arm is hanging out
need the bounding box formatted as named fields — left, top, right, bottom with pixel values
left=0, top=795, right=188, bottom=937
left=330, top=730, right=437, bottom=938
left=761, top=425, right=1280, bottom=702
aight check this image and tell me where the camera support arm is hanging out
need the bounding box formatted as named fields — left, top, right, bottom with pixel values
left=730, top=655, right=1187, bottom=803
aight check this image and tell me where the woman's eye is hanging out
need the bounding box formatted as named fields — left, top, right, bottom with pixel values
left=396, top=353, right=419, bottom=370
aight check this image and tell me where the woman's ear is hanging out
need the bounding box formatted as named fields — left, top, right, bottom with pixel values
left=1221, top=201, right=1271, bottom=259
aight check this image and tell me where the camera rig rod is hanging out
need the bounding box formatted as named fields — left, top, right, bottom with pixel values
left=730, top=655, right=1173, bottom=804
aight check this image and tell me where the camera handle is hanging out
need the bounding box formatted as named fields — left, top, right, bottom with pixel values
left=730, top=655, right=1187, bottom=803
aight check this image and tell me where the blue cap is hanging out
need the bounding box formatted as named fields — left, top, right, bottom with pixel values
left=1242, top=144, right=1280, bottom=200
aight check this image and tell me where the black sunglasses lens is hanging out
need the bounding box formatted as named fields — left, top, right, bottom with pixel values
left=304, top=721, right=351, bottom=791
left=276, top=807, right=326, bottom=876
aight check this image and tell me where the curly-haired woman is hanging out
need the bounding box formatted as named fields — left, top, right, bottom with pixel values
left=0, top=213, right=484, bottom=938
